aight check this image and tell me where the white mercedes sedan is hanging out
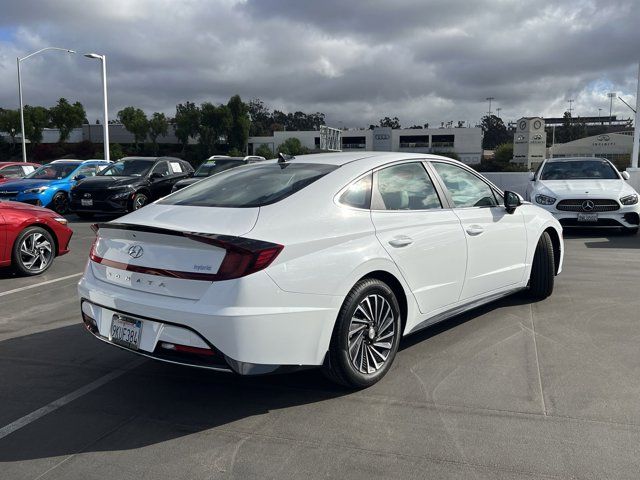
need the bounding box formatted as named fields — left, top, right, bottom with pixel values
left=525, top=157, right=639, bottom=234
left=79, top=152, right=563, bottom=388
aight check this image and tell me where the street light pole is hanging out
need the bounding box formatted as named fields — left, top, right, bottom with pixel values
left=16, top=47, right=75, bottom=162
left=631, top=63, right=640, bottom=169
left=84, top=53, right=110, bottom=161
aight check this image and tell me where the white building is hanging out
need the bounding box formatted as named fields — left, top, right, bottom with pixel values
left=548, top=131, right=633, bottom=164
left=249, top=126, right=483, bottom=164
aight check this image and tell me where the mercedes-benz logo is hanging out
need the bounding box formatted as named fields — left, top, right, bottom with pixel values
left=128, top=245, right=144, bottom=259
left=582, top=200, right=595, bottom=212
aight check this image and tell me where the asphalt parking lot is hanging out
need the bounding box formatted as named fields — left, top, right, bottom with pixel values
left=1, top=219, right=639, bottom=479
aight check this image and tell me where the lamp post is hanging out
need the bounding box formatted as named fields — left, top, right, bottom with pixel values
left=607, top=92, right=616, bottom=126
left=17, top=47, right=75, bottom=162
left=84, top=53, right=110, bottom=161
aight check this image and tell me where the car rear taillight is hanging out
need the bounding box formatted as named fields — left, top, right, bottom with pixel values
left=188, top=234, right=283, bottom=280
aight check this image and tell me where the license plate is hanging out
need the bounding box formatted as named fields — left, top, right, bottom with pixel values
left=577, top=213, right=598, bottom=222
left=109, top=314, right=142, bottom=350
left=81, top=199, right=93, bottom=206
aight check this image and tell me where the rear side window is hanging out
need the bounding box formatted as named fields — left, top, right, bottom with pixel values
left=339, top=174, right=372, bottom=209
left=161, top=163, right=338, bottom=208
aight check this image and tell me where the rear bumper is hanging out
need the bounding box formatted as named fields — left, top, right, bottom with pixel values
left=77, top=263, right=343, bottom=373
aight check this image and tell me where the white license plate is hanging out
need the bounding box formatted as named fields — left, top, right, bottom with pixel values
left=109, top=314, right=142, bottom=350
left=81, top=199, right=93, bottom=206
left=577, top=213, right=598, bottom=222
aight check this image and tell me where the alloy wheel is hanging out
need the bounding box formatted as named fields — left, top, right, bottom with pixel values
left=19, top=232, right=53, bottom=273
left=348, top=294, right=396, bottom=374
left=133, top=195, right=147, bottom=210
left=53, top=194, right=69, bottom=214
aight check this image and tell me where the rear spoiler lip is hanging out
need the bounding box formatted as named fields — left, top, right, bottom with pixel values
left=92, top=222, right=274, bottom=253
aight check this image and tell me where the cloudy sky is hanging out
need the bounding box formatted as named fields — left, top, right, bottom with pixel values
left=1, top=0, right=639, bottom=129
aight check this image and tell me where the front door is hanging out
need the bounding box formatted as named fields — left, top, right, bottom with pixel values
left=370, top=162, right=467, bottom=320
left=430, top=161, right=528, bottom=300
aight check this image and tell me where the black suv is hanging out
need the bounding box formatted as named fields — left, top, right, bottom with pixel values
left=70, top=156, right=193, bottom=217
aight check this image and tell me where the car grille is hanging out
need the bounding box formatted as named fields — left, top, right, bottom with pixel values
left=0, top=190, right=18, bottom=198
left=556, top=199, right=620, bottom=212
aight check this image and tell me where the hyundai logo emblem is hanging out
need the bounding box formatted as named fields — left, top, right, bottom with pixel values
left=582, top=200, right=595, bottom=212
left=128, top=245, right=144, bottom=258
left=83, top=193, right=92, bottom=198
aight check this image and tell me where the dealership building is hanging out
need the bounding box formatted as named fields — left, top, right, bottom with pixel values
left=548, top=131, right=634, bottom=164
left=249, top=126, right=484, bottom=164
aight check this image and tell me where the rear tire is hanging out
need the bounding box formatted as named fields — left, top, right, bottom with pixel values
left=12, top=226, right=55, bottom=276
left=322, top=278, right=401, bottom=388
left=528, top=231, right=555, bottom=300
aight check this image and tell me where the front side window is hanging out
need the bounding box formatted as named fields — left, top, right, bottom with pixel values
left=432, top=162, right=498, bottom=208
left=540, top=160, right=619, bottom=180
left=376, top=163, right=441, bottom=210
left=194, top=160, right=244, bottom=177
left=161, top=162, right=338, bottom=208
left=150, top=161, right=171, bottom=177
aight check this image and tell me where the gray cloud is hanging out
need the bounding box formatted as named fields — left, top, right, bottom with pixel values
left=0, top=0, right=639, bottom=130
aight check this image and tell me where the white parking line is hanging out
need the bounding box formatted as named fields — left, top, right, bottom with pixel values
left=0, top=358, right=145, bottom=440
left=0, top=272, right=83, bottom=298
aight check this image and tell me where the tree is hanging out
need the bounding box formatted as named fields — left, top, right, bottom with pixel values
left=379, top=116, right=401, bottom=129
left=227, top=95, right=250, bottom=153
left=254, top=143, right=274, bottom=159
left=248, top=98, right=272, bottom=136
left=117, top=106, right=149, bottom=149
left=494, top=143, right=514, bottom=164
left=199, top=102, right=232, bottom=156
left=277, top=137, right=308, bottom=156
left=50, top=98, right=86, bottom=143
left=24, top=105, right=50, bottom=146
left=0, top=109, right=20, bottom=146
left=148, top=112, right=169, bottom=154
left=480, top=114, right=511, bottom=149
left=174, top=101, right=201, bottom=152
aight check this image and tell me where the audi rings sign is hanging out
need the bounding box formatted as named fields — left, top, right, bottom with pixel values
left=320, top=126, right=342, bottom=152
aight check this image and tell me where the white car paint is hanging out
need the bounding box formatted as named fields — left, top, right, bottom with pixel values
left=525, top=157, right=640, bottom=231
left=78, top=152, right=563, bottom=376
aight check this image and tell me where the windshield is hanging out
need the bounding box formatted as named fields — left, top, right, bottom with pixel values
left=195, top=160, right=244, bottom=177
left=99, top=159, right=155, bottom=177
left=26, top=163, right=79, bottom=180
left=540, top=160, right=619, bottom=180
left=161, top=163, right=338, bottom=208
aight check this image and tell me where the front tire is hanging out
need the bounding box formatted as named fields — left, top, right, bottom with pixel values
left=622, top=227, right=638, bottom=235
left=323, top=278, right=402, bottom=388
left=50, top=192, right=69, bottom=214
left=12, top=226, right=55, bottom=276
left=528, top=231, right=555, bottom=300
left=131, top=193, right=148, bottom=211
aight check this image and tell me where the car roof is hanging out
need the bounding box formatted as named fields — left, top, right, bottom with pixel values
left=284, top=151, right=469, bottom=169
left=0, top=161, right=40, bottom=167
left=118, top=156, right=186, bottom=162
left=50, top=159, right=83, bottom=164
left=545, top=157, right=610, bottom=163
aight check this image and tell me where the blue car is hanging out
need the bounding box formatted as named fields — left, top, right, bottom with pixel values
left=0, top=159, right=111, bottom=214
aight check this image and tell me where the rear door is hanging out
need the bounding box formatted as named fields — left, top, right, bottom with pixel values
left=370, top=161, right=467, bottom=317
left=430, top=161, right=528, bottom=300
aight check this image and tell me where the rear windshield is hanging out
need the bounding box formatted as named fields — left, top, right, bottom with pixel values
left=540, top=160, right=619, bottom=180
left=161, top=162, right=338, bottom=208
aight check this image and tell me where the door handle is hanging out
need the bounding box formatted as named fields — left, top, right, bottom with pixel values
left=388, top=236, right=413, bottom=248
left=466, top=225, right=484, bottom=236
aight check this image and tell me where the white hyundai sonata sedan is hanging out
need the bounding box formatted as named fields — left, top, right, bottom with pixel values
left=79, top=152, right=563, bottom=388
left=525, top=157, right=639, bottom=234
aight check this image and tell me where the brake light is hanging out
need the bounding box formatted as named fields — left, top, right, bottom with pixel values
left=216, top=243, right=283, bottom=280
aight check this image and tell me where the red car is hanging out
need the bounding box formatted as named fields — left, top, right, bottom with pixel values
left=0, top=162, right=41, bottom=184
left=0, top=200, right=73, bottom=275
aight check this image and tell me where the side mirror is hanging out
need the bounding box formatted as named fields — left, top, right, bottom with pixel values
left=73, top=174, right=86, bottom=181
left=528, top=172, right=535, bottom=181
left=149, top=172, right=162, bottom=181
left=504, top=190, right=522, bottom=213
left=622, top=171, right=630, bottom=181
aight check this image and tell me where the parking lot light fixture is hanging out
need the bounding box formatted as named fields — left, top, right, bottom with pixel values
left=84, top=53, right=110, bottom=161
left=17, top=47, right=75, bottom=162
